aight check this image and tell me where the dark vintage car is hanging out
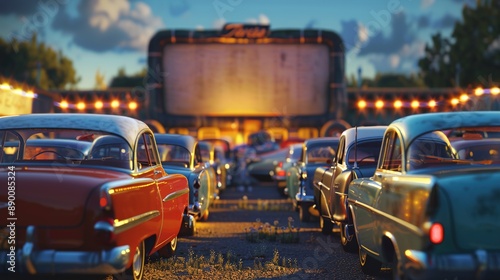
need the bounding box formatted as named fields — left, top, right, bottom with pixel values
left=0, top=114, right=190, bottom=280
left=155, top=134, right=213, bottom=225
left=313, top=126, right=386, bottom=250
left=198, top=141, right=219, bottom=205
left=246, top=147, right=289, bottom=183
left=272, top=143, right=303, bottom=196
left=348, top=111, right=500, bottom=279
left=201, top=138, right=235, bottom=190
left=286, top=137, right=339, bottom=222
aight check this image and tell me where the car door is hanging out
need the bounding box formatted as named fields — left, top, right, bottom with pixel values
left=139, top=133, right=177, bottom=243
left=329, top=136, right=346, bottom=217
left=362, top=130, right=402, bottom=252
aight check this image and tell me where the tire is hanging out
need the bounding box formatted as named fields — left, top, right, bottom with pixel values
left=390, top=248, right=405, bottom=280
left=157, top=236, right=178, bottom=258
left=182, top=216, right=196, bottom=236
left=359, top=247, right=382, bottom=276
left=299, top=205, right=311, bottom=222
left=340, top=222, right=358, bottom=253
left=319, top=216, right=333, bottom=235
left=114, top=241, right=145, bottom=280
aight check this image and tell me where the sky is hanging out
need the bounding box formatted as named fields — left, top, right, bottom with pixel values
left=0, top=0, right=475, bottom=90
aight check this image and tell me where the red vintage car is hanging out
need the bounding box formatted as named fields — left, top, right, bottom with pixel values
left=0, top=113, right=190, bottom=280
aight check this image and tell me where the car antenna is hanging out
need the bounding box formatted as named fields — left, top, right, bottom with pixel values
left=353, top=126, right=358, bottom=169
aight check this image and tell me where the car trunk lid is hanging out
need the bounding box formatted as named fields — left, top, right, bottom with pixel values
left=0, top=166, right=129, bottom=227
left=436, top=167, right=500, bottom=250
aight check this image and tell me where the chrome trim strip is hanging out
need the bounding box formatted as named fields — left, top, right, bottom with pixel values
left=113, top=210, right=160, bottom=234
left=163, top=188, right=190, bottom=202
left=318, top=181, right=330, bottom=191
left=348, top=198, right=424, bottom=237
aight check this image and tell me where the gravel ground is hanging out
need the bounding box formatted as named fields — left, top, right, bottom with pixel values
left=141, top=183, right=393, bottom=280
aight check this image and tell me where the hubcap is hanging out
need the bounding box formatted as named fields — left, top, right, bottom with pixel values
left=132, top=244, right=143, bottom=278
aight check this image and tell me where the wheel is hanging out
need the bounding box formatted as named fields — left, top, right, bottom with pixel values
left=114, top=241, right=145, bottom=280
left=319, top=216, right=333, bottom=234
left=299, top=205, right=311, bottom=222
left=181, top=215, right=196, bottom=236
left=157, top=236, right=178, bottom=258
left=390, top=248, right=405, bottom=280
left=359, top=247, right=382, bottom=276
left=340, top=222, right=358, bottom=253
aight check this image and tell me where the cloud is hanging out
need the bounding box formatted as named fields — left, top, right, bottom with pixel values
left=433, top=14, right=458, bottom=29
left=0, top=0, right=39, bottom=16
left=213, top=18, right=225, bottom=29
left=304, top=19, right=317, bottom=29
left=246, top=14, right=270, bottom=25
left=52, top=0, right=164, bottom=52
left=169, top=0, right=190, bottom=17
left=340, top=19, right=364, bottom=51
left=417, top=15, right=430, bottom=28
left=358, top=12, right=415, bottom=56
left=367, top=41, right=426, bottom=73
left=421, top=0, right=435, bottom=9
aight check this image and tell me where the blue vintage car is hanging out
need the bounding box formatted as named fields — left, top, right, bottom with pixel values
left=155, top=134, right=215, bottom=231
left=286, top=137, right=339, bottom=222
left=348, top=111, right=500, bottom=279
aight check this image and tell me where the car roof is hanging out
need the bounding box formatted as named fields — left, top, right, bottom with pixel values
left=342, top=126, right=387, bottom=146
left=154, top=133, right=197, bottom=153
left=0, top=113, right=149, bottom=148
left=390, top=111, right=500, bottom=151
left=304, top=137, right=339, bottom=147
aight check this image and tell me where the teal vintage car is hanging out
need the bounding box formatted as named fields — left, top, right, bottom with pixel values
left=348, top=111, right=500, bottom=279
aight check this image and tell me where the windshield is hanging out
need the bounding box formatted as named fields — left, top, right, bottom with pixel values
left=407, top=127, right=500, bottom=171
left=157, top=144, right=191, bottom=167
left=0, top=128, right=133, bottom=170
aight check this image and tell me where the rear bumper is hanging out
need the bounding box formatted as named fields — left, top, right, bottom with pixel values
left=405, top=249, right=500, bottom=280
left=273, top=176, right=287, bottom=188
left=295, top=193, right=314, bottom=204
left=0, top=226, right=129, bottom=275
left=188, top=202, right=202, bottom=218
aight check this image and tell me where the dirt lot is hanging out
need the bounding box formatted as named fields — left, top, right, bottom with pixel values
left=141, top=183, right=393, bottom=280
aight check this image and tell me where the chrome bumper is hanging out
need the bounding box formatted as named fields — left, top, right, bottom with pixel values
left=188, top=202, right=201, bottom=218
left=0, top=226, right=129, bottom=275
left=295, top=193, right=314, bottom=204
left=405, top=249, right=500, bottom=280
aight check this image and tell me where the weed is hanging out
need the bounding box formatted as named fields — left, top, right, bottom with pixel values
left=245, top=217, right=300, bottom=243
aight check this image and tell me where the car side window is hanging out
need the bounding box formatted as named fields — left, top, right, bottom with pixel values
left=137, top=133, right=158, bottom=169
left=380, top=131, right=402, bottom=172
left=336, top=137, right=345, bottom=165
left=194, top=144, right=203, bottom=167
left=0, top=131, right=21, bottom=163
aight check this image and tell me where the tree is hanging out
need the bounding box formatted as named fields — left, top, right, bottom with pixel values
left=0, top=34, right=79, bottom=90
left=109, top=67, right=147, bottom=88
left=95, top=69, right=107, bottom=90
left=419, top=0, right=500, bottom=87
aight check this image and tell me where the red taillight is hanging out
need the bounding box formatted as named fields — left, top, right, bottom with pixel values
left=99, top=197, right=108, bottom=208
left=277, top=170, right=286, bottom=177
left=429, top=223, right=444, bottom=244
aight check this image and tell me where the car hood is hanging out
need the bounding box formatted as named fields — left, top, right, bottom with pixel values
left=434, top=167, right=500, bottom=250
left=0, top=166, right=129, bottom=227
